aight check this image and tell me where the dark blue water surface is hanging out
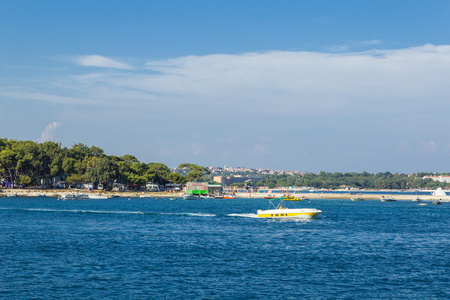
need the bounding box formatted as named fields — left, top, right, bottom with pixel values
left=1, top=197, right=449, bottom=299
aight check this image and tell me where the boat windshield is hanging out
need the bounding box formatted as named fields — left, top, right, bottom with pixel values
left=267, top=199, right=288, bottom=210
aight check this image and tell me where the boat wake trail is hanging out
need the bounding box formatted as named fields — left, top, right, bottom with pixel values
left=0, top=207, right=216, bottom=217
left=162, top=212, right=216, bottom=217
left=226, top=213, right=259, bottom=218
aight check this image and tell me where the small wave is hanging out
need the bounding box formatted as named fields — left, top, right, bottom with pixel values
left=227, top=213, right=259, bottom=218
left=80, top=210, right=146, bottom=215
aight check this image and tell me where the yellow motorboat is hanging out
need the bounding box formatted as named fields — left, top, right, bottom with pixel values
left=283, top=195, right=304, bottom=201
left=257, top=198, right=321, bottom=218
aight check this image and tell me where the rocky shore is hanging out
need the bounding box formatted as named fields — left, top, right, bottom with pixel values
left=0, top=189, right=184, bottom=198
left=1, top=189, right=449, bottom=202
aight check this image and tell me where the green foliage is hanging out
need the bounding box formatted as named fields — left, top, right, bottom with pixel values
left=259, top=171, right=448, bottom=190
left=65, top=174, right=86, bottom=183
left=18, top=175, right=34, bottom=186
left=178, top=163, right=210, bottom=182
left=0, top=138, right=209, bottom=190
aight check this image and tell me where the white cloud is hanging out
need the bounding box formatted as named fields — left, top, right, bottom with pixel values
left=6, top=44, right=450, bottom=134
left=72, top=55, right=133, bottom=70
left=361, top=39, right=382, bottom=45
left=0, top=91, right=91, bottom=105
left=38, top=122, right=62, bottom=142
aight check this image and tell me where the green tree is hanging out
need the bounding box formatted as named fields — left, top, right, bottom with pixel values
left=85, top=157, right=119, bottom=189
left=0, top=149, right=17, bottom=182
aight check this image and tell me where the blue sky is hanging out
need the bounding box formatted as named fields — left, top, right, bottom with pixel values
left=1, top=0, right=450, bottom=173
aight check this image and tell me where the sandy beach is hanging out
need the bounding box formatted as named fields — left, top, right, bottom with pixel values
left=238, top=192, right=450, bottom=202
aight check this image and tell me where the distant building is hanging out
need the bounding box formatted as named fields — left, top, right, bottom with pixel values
left=213, top=175, right=263, bottom=187
left=186, top=182, right=209, bottom=195
left=423, top=175, right=450, bottom=183
left=208, top=184, right=222, bottom=194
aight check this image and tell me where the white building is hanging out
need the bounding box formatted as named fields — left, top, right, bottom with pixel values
left=423, top=175, right=450, bottom=183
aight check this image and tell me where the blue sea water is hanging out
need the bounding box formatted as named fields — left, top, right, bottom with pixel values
left=0, top=197, right=449, bottom=299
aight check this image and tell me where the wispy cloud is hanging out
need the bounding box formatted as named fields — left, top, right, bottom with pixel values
left=8, top=45, right=450, bottom=119
left=72, top=55, right=133, bottom=70
left=361, top=39, right=382, bottom=45
left=38, top=122, right=62, bottom=143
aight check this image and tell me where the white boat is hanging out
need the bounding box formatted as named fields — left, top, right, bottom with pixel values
left=380, top=196, right=396, bottom=202
left=351, top=195, right=364, bottom=201
left=183, top=194, right=200, bottom=200
left=412, top=197, right=422, bottom=202
left=76, top=194, right=90, bottom=200
left=61, top=194, right=75, bottom=200
left=61, top=194, right=89, bottom=200
left=88, top=194, right=109, bottom=199
left=257, top=198, right=321, bottom=218
left=6, top=193, right=18, bottom=197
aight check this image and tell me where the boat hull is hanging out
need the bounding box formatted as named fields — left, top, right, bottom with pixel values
left=381, top=199, right=396, bottom=202
left=257, top=208, right=322, bottom=218
left=351, top=198, right=364, bottom=201
left=183, top=195, right=200, bottom=200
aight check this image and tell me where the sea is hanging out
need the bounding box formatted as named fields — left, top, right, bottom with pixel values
left=0, top=196, right=448, bottom=299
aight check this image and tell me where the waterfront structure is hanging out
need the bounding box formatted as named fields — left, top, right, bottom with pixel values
left=185, top=182, right=209, bottom=195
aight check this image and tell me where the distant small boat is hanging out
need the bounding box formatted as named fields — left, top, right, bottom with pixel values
left=412, top=197, right=422, bottom=202
left=61, top=194, right=89, bottom=200
left=223, top=195, right=236, bottom=199
left=183, top=194, right=199, bottom=200
left=351, top=197, right=364, bottom=201
left=264, top=194, right=275, bottom=199
left=284, top=195, right=303, bottom=201
left=381, top=196, right=396, bottom=202
left=6, top=193, right=18, bottom=197
left=432, top=200, right=442, bottom=205
left=351, top=195, right=364, bottom=201
left=76, top=194, right=90, bottom=200
left=89, top=194, right=109, bottom=199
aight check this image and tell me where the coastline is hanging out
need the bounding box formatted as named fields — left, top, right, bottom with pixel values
left=235, top=192, right=450, bottom=202
left=1, top=189, right=449, bottom=202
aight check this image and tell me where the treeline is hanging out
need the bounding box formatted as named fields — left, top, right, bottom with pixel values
left=0, top=138, right=208, bottom=189
left=258, top=171, right=447, bottom=189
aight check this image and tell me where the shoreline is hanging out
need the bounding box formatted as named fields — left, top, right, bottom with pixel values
left=1, top=189, right=449, bottom=202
